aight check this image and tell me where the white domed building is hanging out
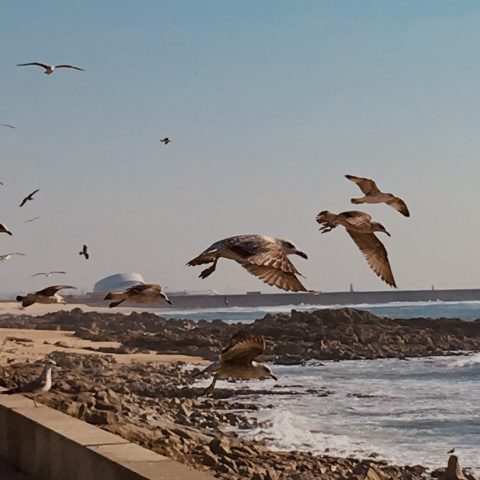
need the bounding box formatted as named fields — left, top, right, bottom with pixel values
left=93, top=273, right=145, bottom=293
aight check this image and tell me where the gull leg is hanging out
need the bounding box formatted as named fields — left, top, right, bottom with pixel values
left=199, top=259, right=218, bottom=279
left=33, top=397, right=38, bottom=407
left=202, top=377, right=217, bottom=396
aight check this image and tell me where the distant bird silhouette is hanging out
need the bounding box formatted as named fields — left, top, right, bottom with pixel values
left=16, top=285, right=76, bottom=308
left=447, top=448, right=456, bottom=454
left=24, top=216, right=40, bottom=224
left=79, top=244, right=89, bottom=260
left=194, top=331, right=277, bottom=396
left=160, top=137, right=171, bottom=145
left=0, top=180, right=3, bottom=186
left=345, top=175, right=410, bottom=217
left=1, top=359, right=56, bottom=407
left=0, top=224, right=12, bottom=236
left=19, top=189, right=39, bottom=207
left=316, top=210, right=397, bottom=288
left=0, top=252, right=26, bottom=263
left=1, top=124, right=15, bottom=129
left=31, top=271, right=66, bottom=278
left=17, top=62, right=84, bottom=75
left=188, top=235, right=311, bottom=292
left=105, top=283, right=171, bottom=308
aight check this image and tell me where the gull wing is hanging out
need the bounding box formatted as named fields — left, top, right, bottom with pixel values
left=36, top=285, right=76, bottom=296
left=347, top=231, right=397, bottom=288
left=221, top=331, right=266, bottom=366
left=17, top=62, right=50, bottom=69
left=341, top=211, right=373, bottom=231
left=125, top=284, right=160, bottom=295
left=55, top=64, right=85, bottom=71
left=386, top=196, right=410, bottom=217
left=345, top=175, right=381, bottom=195
left=31, top=273, right=47, bottom=277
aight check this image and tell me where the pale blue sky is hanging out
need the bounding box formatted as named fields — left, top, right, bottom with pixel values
left=1, top=1, right=480, bottom=294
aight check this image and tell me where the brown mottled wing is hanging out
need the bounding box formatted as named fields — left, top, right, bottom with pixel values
left=386, top=196, right=410, bottom=217
left=341, top=211, right=373, bottom=231
left=36, top=285, right=76, bottom=296
left=221, top=331, right=266, bottom=366
left=236, top=240, right=307, bottom=292
left=347, top=232, right=397, bottom=288
left=345, top=175, right=380, bottom=195
left=241, top=263, right=308, bottom=292
left=125, top=284, right=160, bottom=295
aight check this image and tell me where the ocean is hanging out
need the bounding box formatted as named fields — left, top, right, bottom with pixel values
left=165, top=301, right=480, bottom=473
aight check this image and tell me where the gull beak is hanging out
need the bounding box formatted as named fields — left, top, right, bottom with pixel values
left=270, top=374, right=278, bottom=381
left=385, top=231, right=391, bottom=237
left=166, top=299, right=172, bottom=305
left=295, top=250, right=308, bottom=260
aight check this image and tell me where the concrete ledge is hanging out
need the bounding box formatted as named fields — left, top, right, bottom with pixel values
left=0, top=390, right=213, bottom=480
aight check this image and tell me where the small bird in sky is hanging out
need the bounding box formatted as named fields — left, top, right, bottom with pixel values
left=188, top=234, right=311, bottom=292
left=24, top=216, right=40, bottom=224
left=194, top=331, right=277, bottom=396
left=1, top=124, right=15, bottom=129
left=17, top=62, right=85, bottom=75
left=19, top=189, right=39, bottom=207
left=447, top=448, right=456, bottom=454
left=160, top=137, right=171, bottom=145
left=0, top=180, right=4, bottom=186
left=105, top=283, right=171, bottom=308
left=0, top=252, right=25, bottom=263
left=31, top=271, right=66, bottom=278
left=1, top=359, right=56, bottom=407
left=16, top=285, right=76, bottom=308
left=345, top=175, right=410, bottom=217
left=316, top=210, right=396, bottom=288
left=0, top=224, right=12, bottom=236
left=79, top=244, right=89, bottom=260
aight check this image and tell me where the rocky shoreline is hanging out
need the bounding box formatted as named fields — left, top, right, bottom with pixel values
left=1, top=307, right=479, bottom=363
left=0, top=307, right=479, bottom=479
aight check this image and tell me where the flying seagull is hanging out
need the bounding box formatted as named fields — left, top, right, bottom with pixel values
left=31, top=271, right=66, bottom=278
left=19, top=189, right=39, bottom=207
left=160, top=137, right=171, bottom=145
left=79, top=244, right=89, bottom=260
left=316, top=210, right=397, bottom=288
left=105, top=283, right=171, bottom=308
left=187, top=234, right=311, bottom=292
left=0, top=224, right=12, bottom=236
left=0, top=252, right=26, bottom=263
left=24, top=216, right=40, bottom=224
left=1, top=124, right=15, bottom=129
left=345, top=175, right=410, bottom=217
left=17, top=62, right=85, bottom=75
left=1, top=359, right=56, bottom=407
left=194, top=331, right=277, bottom=396
left=16, top=285, right=76, bottom=308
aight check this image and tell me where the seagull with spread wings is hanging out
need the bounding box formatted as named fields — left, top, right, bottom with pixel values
left=16, top=285, right=76, bottom=308
left=19, top=189, right=39, bottom=207
left=194, top=331, right=277, bottom=395
left=316, top=210, right=397, bottom=288
left=0, top=223, right=12, bottom=236
left=17, top=62, right=85, bottom=75
left=31, top=271, right=66, bottom=278
left=0, top=252, right=26, bottom=263
left=24, top=216, right=40, bottom=224
left=104, top=283, right=171, bottom=308
left=79, top=244, right=89, bottom=259
left=188, top=234, right=311, bottom=292
left=345, top=175, right=410, bottom=217
left=1, top=359, right=56, bottom=407
left=160, top=137, right=171, bottom=145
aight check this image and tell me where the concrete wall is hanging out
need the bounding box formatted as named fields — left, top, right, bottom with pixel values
left=0, top=391, right=213, bottom=480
